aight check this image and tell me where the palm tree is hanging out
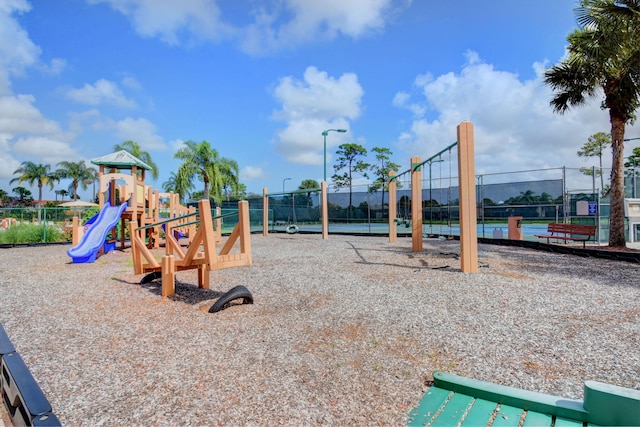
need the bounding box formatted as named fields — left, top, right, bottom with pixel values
left=113, top=140, right=159, bottom=180
left=10, top=161, right=59, bottom=209
left=219, top=157, right=240, bottom=201
left=544, top=0, right=640, bottom=248
left=173, top=140, right=239, bottom=204
left=162, top=171, right=194, bottom=203
left=56, top=161, right=98, bottom=200
left=57, top=189, right=69, bottom=201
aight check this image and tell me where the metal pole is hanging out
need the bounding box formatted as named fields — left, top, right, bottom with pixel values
left=282, top=177, right=291, bottom=194
left=322, top=129, right=347, bottom=183
left=323, top=133, right=327, bottom=183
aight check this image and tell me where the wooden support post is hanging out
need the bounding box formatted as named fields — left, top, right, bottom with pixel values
left=263, top=187, right=269, bottom=237
left=321, top=181, right=328, bottom=240
left=72, top=216, right=80, bottom=246
left=187, top=206, right=196, bottom=245
left=411, top=156, right=423, bottom=252
left=197, top=264, right=210, bottom=289
left=238, top=200, right=252, bottom=265
left=161, top=255, right=176, bottom=297
left=215, top=206, right=222, bottom=244
left=457, top=121, right=478, bottom=273
left=388, top=171, right=397, bottom=243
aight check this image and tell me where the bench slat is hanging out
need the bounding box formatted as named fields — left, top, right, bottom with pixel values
left=407, top=386, right=451, bottom=426
left=461, top=398, right=498, bottom=425
left=522, top=411, right=553, bottom=426
left=491, top=403, right=524, bottom=427
left=430, top=392, right=473, bottom=426
left=554, top=416, right=587, bottom=426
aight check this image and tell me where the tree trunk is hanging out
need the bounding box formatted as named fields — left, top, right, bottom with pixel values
left=203, top=178, right=210, bottom=201
left=608, top=115, right=627, bottom=247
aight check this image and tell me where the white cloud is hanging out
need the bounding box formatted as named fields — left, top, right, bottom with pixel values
left=273, top=67, right=363, bottom=121
left=241, top=165, right=268, bottom=181
left=0, top=94, right=64, bottom=136
left=241, top=0, right=396, bottom=53
left=66, top=79, right=136, bottom=108
left=39, top=57, right=66, bottom=75
left=392, top=51, right=632, bottom=180
left=0, top=94, right=77, bottom=179
left=271, top=66, right=362, bottom=165
left=0, top=133, right=22, bottom=179
left=0, top=0, right=40, bottom=94
left=121, top=75, right=142, bottom=90
left=169, top=138, right=186, bottom=152
left=112, top=117, right=167, bottom=150
left=86, top=0, right=231, bottom=45
left=85, top=0, right=406, bottom=55
left=12, top=136, right=79, bottom=164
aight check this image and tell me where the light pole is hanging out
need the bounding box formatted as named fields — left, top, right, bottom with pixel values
left=282, top=177, right=291, bottom=194
left=322, top=128, right=347, bottom=182
left=427, top=158, right=443, bottom=228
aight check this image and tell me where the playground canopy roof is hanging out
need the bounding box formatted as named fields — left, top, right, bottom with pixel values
left=91, top=150, right=152, bottom=171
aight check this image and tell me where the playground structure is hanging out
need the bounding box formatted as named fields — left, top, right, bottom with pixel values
left=129, top=199, right=252, bottom=298
left=386, top=122, right=478, bottom=273
left=261, top=122, right=478, bottom=272
left=68, top=151, right=193, bottom=262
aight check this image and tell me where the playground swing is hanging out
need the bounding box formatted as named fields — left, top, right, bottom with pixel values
left=285, top=192, right=299, bottom=234
left=394, top=173, right=412, bottom=228
left=388, top=121, right=478, bottom=273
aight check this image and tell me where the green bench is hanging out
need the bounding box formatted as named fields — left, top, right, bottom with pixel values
left=408, top=372, right=640, bottom=426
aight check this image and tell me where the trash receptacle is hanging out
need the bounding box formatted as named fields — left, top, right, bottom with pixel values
left=508, top=216, right=523, bottom=240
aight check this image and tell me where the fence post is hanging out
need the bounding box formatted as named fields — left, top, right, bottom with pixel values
left=388, top=171, right=397, bottom=243
left=262, top=187, right=269, bottom=237
left=411, top=156, right=422, bottom=252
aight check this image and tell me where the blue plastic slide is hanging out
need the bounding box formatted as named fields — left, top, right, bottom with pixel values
left=67, top=203, right=127, bottom=263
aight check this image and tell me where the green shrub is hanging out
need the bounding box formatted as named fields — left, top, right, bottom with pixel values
left=0, top=224, right=65, bottom=244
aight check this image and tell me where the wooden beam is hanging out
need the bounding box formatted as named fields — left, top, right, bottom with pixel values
left=457, top=121, right=478, bottom=273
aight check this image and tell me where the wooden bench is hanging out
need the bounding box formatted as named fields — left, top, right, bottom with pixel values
left=535, top=223, right=596, bottom=247
left=408, top=372, right=640, bottom=426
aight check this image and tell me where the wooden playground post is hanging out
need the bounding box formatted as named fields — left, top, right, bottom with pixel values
left=263, top=187, right=269, bottom=237
left=238, top=200, right=252, bottom=265
left=321, top=181, right=328, bottom=240
left=161, top=255, right=176, bottom=297
left=457, top=121, right=478, bottom=273
left=411, top=156, right=423, bottom=252
left=388, top=171, right=397, bottom=243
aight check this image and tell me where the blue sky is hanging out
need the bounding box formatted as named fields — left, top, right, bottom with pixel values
left=2, top=0, right=640, bottom=201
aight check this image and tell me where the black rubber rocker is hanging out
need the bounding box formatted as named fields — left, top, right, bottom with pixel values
left=140, top=271, right=162, bottom=284
left=209, top=285, right=253, bottom=313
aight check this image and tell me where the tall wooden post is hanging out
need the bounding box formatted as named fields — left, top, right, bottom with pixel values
left=411, top=156, right=423, bottom=252
left=321, top=181, right=329, bottom=240
left=262, top=187, right=269, bottom=237
left=238, top=200, right=252, bottom=265
left=388, top=171, right=397, bottom=243
left=457, top=121, right=478, bottom=273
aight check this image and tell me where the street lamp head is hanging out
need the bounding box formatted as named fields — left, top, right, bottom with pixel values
left=322, top=128, right=347, bottom=136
